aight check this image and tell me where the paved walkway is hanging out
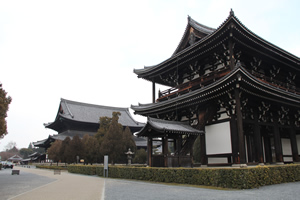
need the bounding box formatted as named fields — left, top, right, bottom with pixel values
left=1, top=166, right=300, bottom=200
left=0, top=166, right=104, bottom=200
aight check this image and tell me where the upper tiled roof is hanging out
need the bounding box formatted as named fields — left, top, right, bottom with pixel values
left=172, top=16, right=215, bottom=55
left=48, top=98, right=144, bottom=128
left=134, top=10, right=299, bottom=82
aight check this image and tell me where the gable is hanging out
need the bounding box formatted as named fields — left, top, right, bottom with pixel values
left=173, top=16, right=215, bottom=55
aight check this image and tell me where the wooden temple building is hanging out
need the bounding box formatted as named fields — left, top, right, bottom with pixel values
left=34, top=98, right=145, bottom=150
left=131, top=10, right=300, bottom=167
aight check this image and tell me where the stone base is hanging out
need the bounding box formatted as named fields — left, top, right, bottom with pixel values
left=273, top=162, right=284, bottom=165
left=232, top=164, right=248, bottom=168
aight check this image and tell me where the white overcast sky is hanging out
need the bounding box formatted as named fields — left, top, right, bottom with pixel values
left=0, top=0, right=299, bottom=151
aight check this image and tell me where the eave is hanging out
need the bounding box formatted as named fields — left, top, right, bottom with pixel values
left=131, top=64, right=300, bottom=116
left=136, top=117, right=203, bottom=138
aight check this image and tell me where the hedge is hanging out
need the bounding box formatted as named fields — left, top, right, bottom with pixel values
left=36, top=165, right=67, bottom=171
left=67, top=164, right=300, bottom=189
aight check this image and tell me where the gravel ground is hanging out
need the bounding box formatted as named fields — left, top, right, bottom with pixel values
left=104, top=178, right=300, bottom=200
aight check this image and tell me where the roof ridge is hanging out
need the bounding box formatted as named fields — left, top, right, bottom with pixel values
left=188, top=15, right=216, bottom=32
left=60, top=98, right=128, bottom=111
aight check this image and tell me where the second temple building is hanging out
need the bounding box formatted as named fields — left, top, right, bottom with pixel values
left=131, top=10, right=300, bottom=167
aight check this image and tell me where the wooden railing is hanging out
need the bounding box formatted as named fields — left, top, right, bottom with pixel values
left=250, top=70, right=300, bottom=94
left=157, top=67, right=230, bottom=102
left=157, top=67, right=299, bottom=102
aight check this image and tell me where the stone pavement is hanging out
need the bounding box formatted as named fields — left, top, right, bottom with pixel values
left=0, top=166, right=104, bottom=200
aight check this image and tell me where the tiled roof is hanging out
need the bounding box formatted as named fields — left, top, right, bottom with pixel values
left=48, top=98, right=144, bottom=128
left=137, top=117, right=203, bottom=137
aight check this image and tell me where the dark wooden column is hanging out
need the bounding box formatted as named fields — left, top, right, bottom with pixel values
left=253, top=110, right=264, bottom=163
left=289, top=127, right=300, bottom=162
left=176, top=136, right=182, bottom=166
left=152, top=81, right=156, bottom=103
left=234, top=88, right=246, bottom=164
left=162, top=135, right=169, bottom=167
left=273, top=118, right=283, bottom=162
left=199, top=133, right=207, bottom=165
left=197, top=109, right=207, bottom=165
left=230, top=116, right=239, bottom=164
left=264, top=136, right=272, bottom=163
left=147, top=137, right=153, bottom=167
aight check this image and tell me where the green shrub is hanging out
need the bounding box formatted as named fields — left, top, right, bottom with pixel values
left=67, top=164, right=300, bottom=189
left=133, top=149, right=147, bottom=164
left=68, top=165, right=98, bottom=175
left=36, top=165, right=67, bottom=170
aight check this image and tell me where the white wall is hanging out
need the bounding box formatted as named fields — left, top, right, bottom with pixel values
left=205, top=121, right=232, bottom=155
left=282, top=138, right=293, bottom=162
left=208, top=157, right=228, bottom=164
left=297, top=135, right=300, bottom=153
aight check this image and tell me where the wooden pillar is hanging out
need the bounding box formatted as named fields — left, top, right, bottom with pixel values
left=197, top=110, right=207, bottom=165
left=230, top=116, right=239, bottom=164
left=199, top=133, right=207, bottom=165
left=263, top=135, right=272, bottom=163
left=289, top=127, right=300, bottom=162
left=234, top=88, right=246, bottom=164
left=162, top=135, right=169, bottom=167
left=273, top=120, right=283, bottom=163
left=189, top=136, right=195, bottom=167
left=177, top=135, right=182, bottom=167
left=246, top=135, right=253, bottom=162
left=253, top=110, right=264, bottom=163
left=152, top=81, right=156, bottom=103
left=147, top=137, right=153, bottom=167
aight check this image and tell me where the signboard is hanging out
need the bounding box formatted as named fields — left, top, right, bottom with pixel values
left=104, top=155, right=108, bottom=170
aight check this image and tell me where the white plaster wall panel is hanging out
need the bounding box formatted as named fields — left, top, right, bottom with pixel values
left=297, top=135, right=300, bottom=153
left=208, top=157, right=228, bottom=164
left=281, top=138, right=292, bottom=155
left=205, top=122, right=232, bottom=155
left=283, top=157, right=293, bottom=162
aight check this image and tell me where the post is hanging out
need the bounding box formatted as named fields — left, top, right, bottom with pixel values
left=104, top=155, right=108, bottom=177
left=152, top=81, right=156, bottom=103
left=147, top=138, right=153, bottom=167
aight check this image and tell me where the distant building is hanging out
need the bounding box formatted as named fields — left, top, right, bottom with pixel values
left=8, top=155, right=23, bottom=163
left=34, top=98, right=145, bottom=150
left=132, top=10, right=300, bottom=167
